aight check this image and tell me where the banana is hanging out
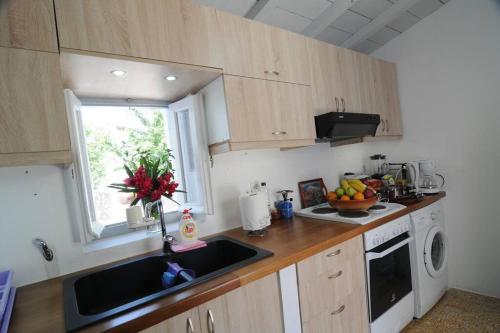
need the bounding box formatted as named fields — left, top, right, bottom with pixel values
left=348, top=179, right=367, bottom=192
left=341, top=179, right=350, bottom=191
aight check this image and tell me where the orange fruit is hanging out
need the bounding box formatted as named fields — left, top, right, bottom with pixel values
left=353, top=192, right=365, bottom=201
left=327, top=191, right=338, bottom=201
left=340, top=195, right=350, bottom=201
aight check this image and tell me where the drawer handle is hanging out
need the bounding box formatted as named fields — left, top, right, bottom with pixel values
left=326, top=249, right=341, bottom=257
left=331, top=304, right=345, bottom=315
left=207, top=309, right=215, bottom=333
left=187, top=317, right=195, bottom=333
left=264, top=70, right=271, bottom=74
left=272, top=71, right=280, bottom=75
left=328, top=270, right=343, bottom=279
left=272, top=131, right=287, bottom=135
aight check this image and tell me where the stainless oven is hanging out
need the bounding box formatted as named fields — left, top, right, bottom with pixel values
left=364, top=215, right=415, bottom=333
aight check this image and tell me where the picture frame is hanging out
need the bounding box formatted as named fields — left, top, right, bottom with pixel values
left=298, top=178, right=328, bottom=208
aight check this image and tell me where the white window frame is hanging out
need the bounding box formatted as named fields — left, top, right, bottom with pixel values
left=63, top=90, right=212, bottom=243
left=167, top=94, right=214, bottom=215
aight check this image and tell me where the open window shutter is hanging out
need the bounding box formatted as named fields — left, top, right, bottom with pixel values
left=63, top=89, right=104, bottom=240
left=167, top=94, right=214, bottom=214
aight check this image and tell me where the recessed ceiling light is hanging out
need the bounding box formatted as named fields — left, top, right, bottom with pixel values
left=165, top=75, right=177, bottom=81
left=111, top=70, right=126, bottom=77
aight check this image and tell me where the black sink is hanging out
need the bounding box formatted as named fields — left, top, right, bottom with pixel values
left=63, top=236, right=272, bottom=332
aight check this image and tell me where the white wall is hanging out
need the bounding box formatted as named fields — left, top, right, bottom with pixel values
left=0, top=142, right=375, bottom=286
left=369, top=0, right=500, bottom=297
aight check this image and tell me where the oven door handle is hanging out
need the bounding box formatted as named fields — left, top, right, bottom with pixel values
left=366, top=236, right=413, bottom=260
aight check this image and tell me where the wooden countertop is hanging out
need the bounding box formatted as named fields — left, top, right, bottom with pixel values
left=9, top=193, right=445, bottom=333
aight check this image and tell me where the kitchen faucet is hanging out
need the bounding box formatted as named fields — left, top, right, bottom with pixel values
left=145, top=200, right=176, bottom=254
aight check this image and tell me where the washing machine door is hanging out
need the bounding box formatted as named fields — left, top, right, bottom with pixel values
left=424, top=226, right=448, bottom=278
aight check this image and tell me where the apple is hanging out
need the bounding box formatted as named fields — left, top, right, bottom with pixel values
left=364, top=188, right=376, bottom=198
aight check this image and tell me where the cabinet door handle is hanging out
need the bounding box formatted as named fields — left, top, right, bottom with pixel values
left=187, top=317, right=195, bottom=333
left=341, top=98, right=346, bottom=112
left=272, top=71, right=280, bottom=76
left=335, top=97, right=339, bottom=112
left=326, top=249, right=341, bottom=257
left=272, top=131, right=287, bottom=135
left=328, top=270, right=343, bottom=279
left=385, top=119, right=390, bottom=132
left=381, top=119, right=386, bottom=132
left=331, top=304, right=345, bottom=315
left=264, top=70, right=271, bottom=74
left=207, top=309, right=215, bottom=333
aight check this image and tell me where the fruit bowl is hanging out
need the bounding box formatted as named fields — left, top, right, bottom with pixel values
left=328, top=196, right=378, bottom=212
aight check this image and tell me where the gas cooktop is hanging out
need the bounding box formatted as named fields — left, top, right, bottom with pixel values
left=295, top=202, right=406, bottom=225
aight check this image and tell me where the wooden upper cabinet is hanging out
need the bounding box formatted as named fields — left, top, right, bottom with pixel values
left=308, top=39, right=373, bottom=115
left=307, top=38, right=344, bottom=116
left=223, top=75, right=315, bottom=143
left=0, top=47, right=71, bottom=165
left=217, top=11, right=310, bottom=85
left=0, top=0, right=58, bottom=52
left=54, top=0, right=224, bottom=69
left=372, top=59, right=402, bottom=136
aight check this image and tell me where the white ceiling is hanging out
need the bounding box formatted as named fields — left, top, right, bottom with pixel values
left=193, top=0, right=451, bottom=54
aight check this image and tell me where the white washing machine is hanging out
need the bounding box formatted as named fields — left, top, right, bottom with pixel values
left=409, top=200, right=448, bottom=318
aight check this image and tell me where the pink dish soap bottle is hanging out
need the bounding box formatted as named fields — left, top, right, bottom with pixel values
left=179, top=208, right=198, bottom=244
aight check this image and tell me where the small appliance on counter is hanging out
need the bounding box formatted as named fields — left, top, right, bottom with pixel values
left=369, top=154, right=388, bottom=179
left=380, top=161, right=424, bottom=204
left=239, top=188, right=271, bottom=237
left=277, top=190, right=294, bottom=220
left=418, top=160, right=445, bottom=194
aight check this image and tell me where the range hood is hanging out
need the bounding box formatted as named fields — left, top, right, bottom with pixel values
left=315, top=112, right=380, bottom=142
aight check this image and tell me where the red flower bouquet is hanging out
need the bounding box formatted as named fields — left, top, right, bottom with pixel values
left=109, top=156, right=184, bottom=207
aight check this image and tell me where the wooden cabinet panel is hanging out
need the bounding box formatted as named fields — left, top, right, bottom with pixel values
left=0, top=0, right=58, bottom=52
left=0, top=47, right=70, bottom=157
left=308, top=39, right=374, bottom=116
left=223, top=75, right=315, bottom=143
left=308, top=37, right=402, bottom=138
left=54, top=0, right=223, bottom=69
left=198, top=273, right=283, bottom=333
left=373, top=59, right=403, bottom=136
left=298, top=236, right=369, bottom=333
left=218, top=11, right=309, bottom=85
left=307, top=39, right=344, bottom=116
left=139, top=308, right=201, bottom=333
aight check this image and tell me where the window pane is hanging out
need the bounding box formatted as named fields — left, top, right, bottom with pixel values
left=177, top=111, right=201, bottom=204
left=80, top=106, right=175, bottom=226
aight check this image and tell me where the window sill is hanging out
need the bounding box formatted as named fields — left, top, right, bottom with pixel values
left=83, top=228, right=162, bottom=253
left=82, top=212, right=206, bottom=253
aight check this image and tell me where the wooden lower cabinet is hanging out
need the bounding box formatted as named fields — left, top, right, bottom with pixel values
left=297, top=236, right=369, bottom=333
left=0, top=46, right=72, bottom=166
left=141, top=273, right=283, bottom=333
left=140, top=308, right=201, bottom=333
